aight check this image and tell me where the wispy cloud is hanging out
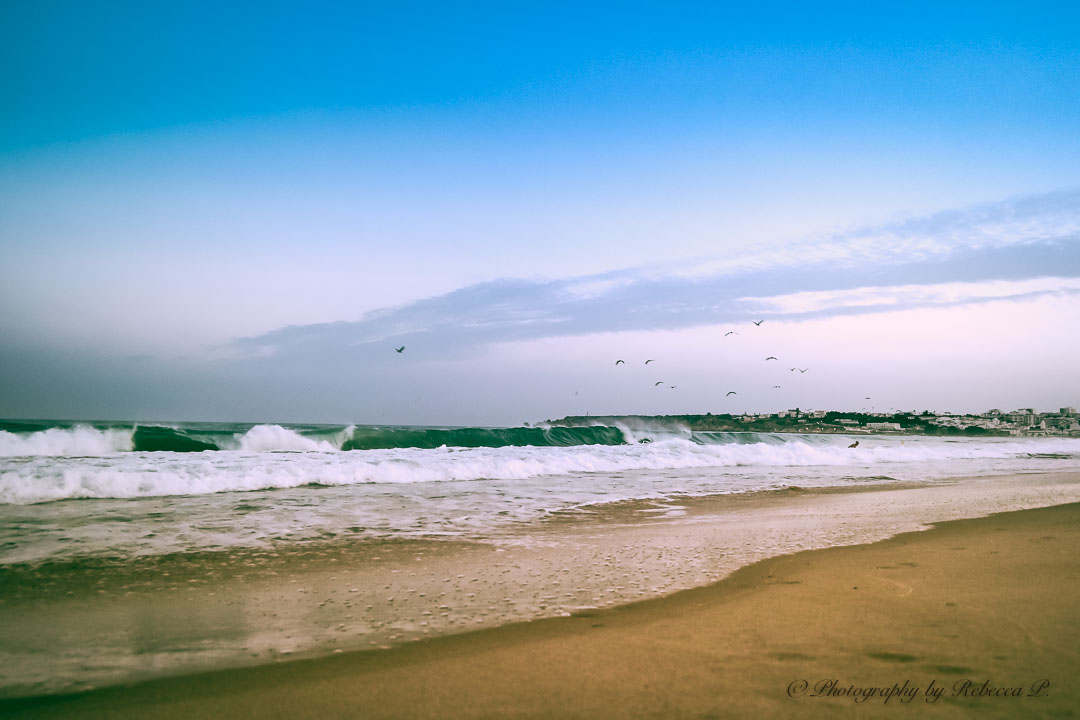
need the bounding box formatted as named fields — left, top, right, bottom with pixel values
left=679, top=188, right=1080, bottom=278
left=741, top=276, right=1080, bottom=316
left=226, top=189, right=1080, bottom=364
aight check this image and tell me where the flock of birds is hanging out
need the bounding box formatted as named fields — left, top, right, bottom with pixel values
left=392, top=323, right=869, bottom=449
left=609, top=319, right=809, bottom=399
left=392, top=318, right=849, bottom=410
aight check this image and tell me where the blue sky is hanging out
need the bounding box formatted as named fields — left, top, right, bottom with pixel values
left=1, top=1, right=1079, bottom=423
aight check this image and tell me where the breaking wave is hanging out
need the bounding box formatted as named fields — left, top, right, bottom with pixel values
left=0, top=422, right=632, bottom=456
left=0, top=426, right=133, bottom=456
left=1, top=431, right=1078, bottom=504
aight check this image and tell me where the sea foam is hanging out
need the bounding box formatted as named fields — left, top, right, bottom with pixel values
left=0, top=426, right=133, bottom=457
left=2, top=435, right=1079, bottom=504
left=235, top=424, right=339, bottom=452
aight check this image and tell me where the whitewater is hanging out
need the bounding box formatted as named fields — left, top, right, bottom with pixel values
left=4, top=419, right=1080, bottom=698
left=2, top=421, right=1080, bottom=566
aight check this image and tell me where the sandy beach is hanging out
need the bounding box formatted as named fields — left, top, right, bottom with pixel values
left=4, top=494, right=1078, bottom=719
left=6, top=2, right=1080, bottom=716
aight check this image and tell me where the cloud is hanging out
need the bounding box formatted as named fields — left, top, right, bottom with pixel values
left=740, top=276, right=1080, bottom=316
left=225, top=189, right=1080, bottom=366
left=673, top=188, right=1080, bottom=278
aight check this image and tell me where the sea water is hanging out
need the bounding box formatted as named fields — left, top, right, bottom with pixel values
left=3, top=419, right=1080, bottom=566
left=3, top=419, right=1080, bottom=696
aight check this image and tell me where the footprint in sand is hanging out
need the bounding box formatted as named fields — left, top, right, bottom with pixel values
left=925, top=665, right=974, bottom=675
left=866, top=652, right=919, bottom=663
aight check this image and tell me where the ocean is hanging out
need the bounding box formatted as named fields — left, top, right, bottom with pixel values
left=2, top=418, right=1080, bottom=696
left=3, top=419, right=1080, bottom=565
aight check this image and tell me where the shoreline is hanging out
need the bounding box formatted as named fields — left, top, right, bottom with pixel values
left=1, top=472, right=1079, bottom=699
left=4, top=499, right=1078, bottom=718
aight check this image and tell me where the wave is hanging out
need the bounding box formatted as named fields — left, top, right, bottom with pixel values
left=0, top=426, right=133, bottom=456
left=343, top=425, right=626, bottom=450
left=132, top=426, right=219, bottom=452
left=2, top=419, right=1079, bottom=461
left=2, top=435, right=1079, bottom=504
left=0, top=422, right=631, bottom=456
left=0, top=423, right=356, bottom=456
left=0, top=424, right=227, bottom=455
left=236, top=424, right=340, bottom=452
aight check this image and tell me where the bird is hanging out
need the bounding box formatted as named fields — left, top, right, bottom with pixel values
left=725, top=331, right=738, bottom=336
left=753, top=320, right=764, bottom=326
left=615, top=360, right=625, bottom=365
left=772, top=385, right=781, bottom=389
left=789, top=367, right=797, bottom=372
left=848, top=440, right=860, bottom=449
left=798, top=368, right=808, bottom=373
left=669, top=385, right=677, bottom=390
left=765, top=356, right=777, bottom=361
left=645, top=359, right=655, bottom=364
left=394, top=346, right=405, bottom=353
left=654, top=381, right=664, bottom=386
left=726, top=391, right=737, bottom=396
left=864, top=397, right=871, bottom=400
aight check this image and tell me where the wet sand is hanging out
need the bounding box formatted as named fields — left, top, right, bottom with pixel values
left=3, top=472, right=1079, bottom=697
left=4, top=499, right=1078, bottom=718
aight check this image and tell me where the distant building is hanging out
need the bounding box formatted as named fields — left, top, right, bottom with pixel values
left=1006, top=412, right=1036, bottom=427
left=865, top=422, right=902, bottom=431
left=1062, top=407, right=1077, bottom=416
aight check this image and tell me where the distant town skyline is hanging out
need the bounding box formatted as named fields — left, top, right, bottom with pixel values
left=2, top=2, right=1079, bottom=425
left=546, top=406, right=1080, bottom=439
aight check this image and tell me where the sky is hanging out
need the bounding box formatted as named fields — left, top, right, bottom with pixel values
left=1, top=1, right=1079, bottom=425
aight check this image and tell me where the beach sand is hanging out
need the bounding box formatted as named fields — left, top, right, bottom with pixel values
left=4, top=500, right=1077, bottom=719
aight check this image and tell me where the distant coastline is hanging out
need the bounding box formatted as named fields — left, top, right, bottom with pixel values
left=544, top=406, right=1080, bottom=438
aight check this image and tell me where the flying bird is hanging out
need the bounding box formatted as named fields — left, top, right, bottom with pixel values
left=765, top=356, right=777, bottom=361
left=726, top=391, right=737, bottom=396
left=615, top=360, right=625, bottom=365
left=654, top=381, right=664, bottom=386
left=669, top=385, right=677, bottom=390
left=772, top=385, right=781, bottom=389
left=394, top=346, right=405, bottom=353
left=725, top=331, right=738, bottom=336
left=645, top=359, right=655, bottom=364
left=789, top=367, right=797, bottom=372
left=753, top=320, right=764, bottom=326
left=798, top=368, right=808, bottom=373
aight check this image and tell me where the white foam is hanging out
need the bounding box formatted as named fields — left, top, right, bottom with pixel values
left=236, top=425, right=338, bottom=452
left=1, top=435, right=1079, bottom=504
left=611, top=420, right=694, bottom=445
left=0, top=426, right=133, bottom=457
